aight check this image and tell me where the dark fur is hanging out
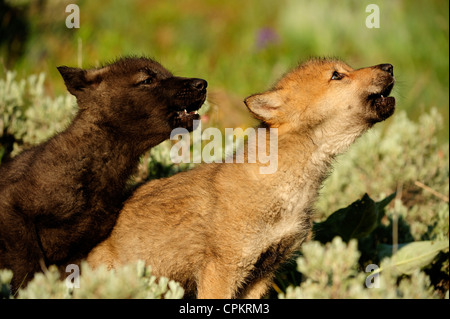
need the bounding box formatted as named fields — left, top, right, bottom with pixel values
left=0, top=57, right=207, bottom=292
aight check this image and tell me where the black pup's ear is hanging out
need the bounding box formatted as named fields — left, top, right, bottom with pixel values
left=57, top=66, right=103, bottom=97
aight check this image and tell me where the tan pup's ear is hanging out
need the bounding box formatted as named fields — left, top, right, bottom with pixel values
left=244, top=90, right=282, bottom=122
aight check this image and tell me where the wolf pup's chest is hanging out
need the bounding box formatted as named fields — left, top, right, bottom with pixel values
left=248, top=175, right=317, bottom=271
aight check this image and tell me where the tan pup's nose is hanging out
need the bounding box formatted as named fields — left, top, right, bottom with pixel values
left=376, top=63, right=394, bottom=76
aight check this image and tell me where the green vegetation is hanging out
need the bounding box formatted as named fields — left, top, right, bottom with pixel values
left=1, top=261, right=184, bottom=299
left=0, top=0, right=448, bottom=299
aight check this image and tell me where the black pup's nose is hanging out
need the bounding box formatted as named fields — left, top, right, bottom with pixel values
left=190, top=78, right=207, bottom=91
left=377, top=63, right=394, bottom=76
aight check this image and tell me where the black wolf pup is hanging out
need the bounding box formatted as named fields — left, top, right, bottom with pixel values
left=0, top=57, right=207, bottom=292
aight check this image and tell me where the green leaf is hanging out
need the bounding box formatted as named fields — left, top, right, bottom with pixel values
left=378, top=240, right=449, bottom=275
left=313, top=193, right=395, bottom=243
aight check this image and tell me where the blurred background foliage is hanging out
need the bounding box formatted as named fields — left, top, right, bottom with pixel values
left=0, top=0, right=448, bottom=299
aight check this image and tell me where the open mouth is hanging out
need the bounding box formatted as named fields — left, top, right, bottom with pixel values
left=172, top=96, right=206, bottom=129
left=176, top=102, right=202, bottom=121
left=368, top=82, right=394, bottom=104
left=367, top=81, right=395, bottom=121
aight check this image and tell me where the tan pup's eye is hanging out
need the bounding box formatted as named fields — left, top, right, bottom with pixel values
left=331, top=71, right=344, bottom=80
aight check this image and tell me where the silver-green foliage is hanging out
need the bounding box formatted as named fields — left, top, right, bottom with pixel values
left=0, top=261, right=184, bottom=299
left=0, top=269, right=13, bottom=299
left=279, top=237, right=440, bottom=299
left=0, top=71, right=76, bottom=160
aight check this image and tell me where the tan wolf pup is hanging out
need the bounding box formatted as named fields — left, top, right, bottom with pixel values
left=87, top=58, right=395, bottom=299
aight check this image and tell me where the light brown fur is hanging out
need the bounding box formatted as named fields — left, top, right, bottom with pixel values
left=87, top=58, right=395, bottom=299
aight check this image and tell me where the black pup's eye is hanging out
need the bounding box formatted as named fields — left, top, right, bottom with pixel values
left=331, top=71, right=344, bottom=80
left=140, top=77, right=153, bottom=85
